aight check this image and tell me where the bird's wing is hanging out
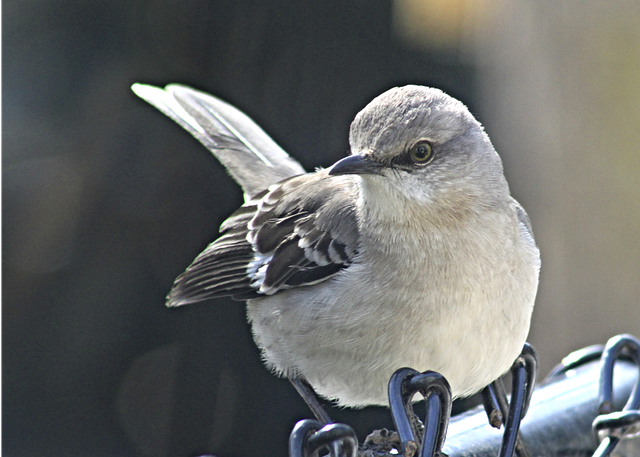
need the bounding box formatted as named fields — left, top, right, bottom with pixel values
left=131, top=83, right=306, bottom=197
left=166, top=171, right=361, bottom=306
left=515, top=201, right=537, bottom=245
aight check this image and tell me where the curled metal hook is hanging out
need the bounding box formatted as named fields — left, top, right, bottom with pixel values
left=591, top=334, right=640, bottom=457
left=545, top=344, right=605, bottom=380
left=597, top=334, right=640, bottom=415
left=500, top=343, right=537, bottom=457
left=479, top=343, right=537, bottom=457
left=388, top=368, right=452, bottom=457
left=519, top=343, right=537, bottom=419
left=289, top=419, right=358, bottom=457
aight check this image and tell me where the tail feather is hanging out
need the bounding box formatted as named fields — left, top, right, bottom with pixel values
left=131, top=83, right=306, bottom=197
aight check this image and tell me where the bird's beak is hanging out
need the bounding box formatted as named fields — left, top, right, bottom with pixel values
left=328, top=154, right=385, bottom=176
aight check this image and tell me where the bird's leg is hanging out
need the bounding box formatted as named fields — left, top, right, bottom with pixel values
left=289, top=377, right=333, bottom=424
left=481, top=380, right=507, bottom=429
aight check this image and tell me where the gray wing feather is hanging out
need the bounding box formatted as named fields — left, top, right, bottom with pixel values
left=166, top=172, right=361, bottom=306
left=515, top=203, right=533, bottom=236
left=131, top=83, right=306, bottom=197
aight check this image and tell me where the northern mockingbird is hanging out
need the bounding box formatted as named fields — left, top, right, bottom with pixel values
left=132, top=83, right=540, bottom=414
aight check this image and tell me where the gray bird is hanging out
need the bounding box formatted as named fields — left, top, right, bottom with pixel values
left=132, top=83, right=540, bottom=413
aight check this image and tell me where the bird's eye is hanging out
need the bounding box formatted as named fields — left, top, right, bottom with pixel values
left=409, top=141, right=433, bottom=164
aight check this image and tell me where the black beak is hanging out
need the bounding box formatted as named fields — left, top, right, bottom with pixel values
left=328, top=154, right=385, bottom=176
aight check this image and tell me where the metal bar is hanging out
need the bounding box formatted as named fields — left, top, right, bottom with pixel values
left=442, top=359, right=639, bottom=457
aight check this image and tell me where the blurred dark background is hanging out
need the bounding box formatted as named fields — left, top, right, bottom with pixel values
left=4, top=1, right=640, bottom=456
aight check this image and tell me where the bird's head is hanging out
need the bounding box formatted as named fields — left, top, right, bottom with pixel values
left=329, top=85, right=509, bottom=209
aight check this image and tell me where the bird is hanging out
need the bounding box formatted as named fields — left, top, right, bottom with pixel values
left=132, top=83, right=540, bottom=416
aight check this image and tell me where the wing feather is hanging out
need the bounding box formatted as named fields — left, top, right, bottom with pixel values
left=166, top=171, right=360, bottom=305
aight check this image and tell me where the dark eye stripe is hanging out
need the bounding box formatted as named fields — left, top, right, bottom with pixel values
left=390, top=154, right=413, bottom=168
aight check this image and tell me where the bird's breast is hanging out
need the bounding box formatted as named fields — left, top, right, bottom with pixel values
left=247, top=198, right=538, bottom=406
